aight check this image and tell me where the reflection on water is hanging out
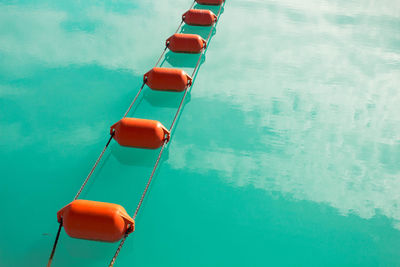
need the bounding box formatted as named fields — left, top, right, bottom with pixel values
left=0, top=0, right=192, bottom=73
left=111, top=143, right=169, bottom=167
left=193, top=3, right=222, bottom=15
left=180, top=24, right=216, bottom=40
left=162, top=51, right=205, bottom=68
left=143, top=89, right=191, bottom=108
left=168, top=0, right=400, bottom=230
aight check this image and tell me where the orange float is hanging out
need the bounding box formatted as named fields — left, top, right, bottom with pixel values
left=57, top=200, right=134, bottom=243
left=196, top=0, right=224, bottom=5
left=110, top=117, right=170, bottom=149
left=183, top=9, right=217, bottom=26
left=144, top=67, right=192, bottom=92
left=167, top=33, right=207, bottom=53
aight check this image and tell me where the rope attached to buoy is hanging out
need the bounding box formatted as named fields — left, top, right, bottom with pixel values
left=107, top=2, right=225, bottom=266
left=47, top=0, right=225, bottom=265
left=47, top=220, right=63, bottom=267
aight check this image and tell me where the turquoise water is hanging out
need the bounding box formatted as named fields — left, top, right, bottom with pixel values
left=1, top=0, right=400, bottom=266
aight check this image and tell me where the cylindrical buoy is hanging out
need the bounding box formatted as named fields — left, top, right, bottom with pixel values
left=183, top=9, right=217, bottom=26
left=196, top=0, right=224, bottom=5
left=110, top=118, right=170, bottom=149
left=144, top=67, right=192, bottom=92
left=167, top=33, right=207, bottom=53
left=57, top=200, right=134, bottom=243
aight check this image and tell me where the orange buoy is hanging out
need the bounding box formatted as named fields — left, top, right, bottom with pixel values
left=167, top=33, right=207, bottom=53
left=110, top=117, right=170, bottom=149
left=144, top=67, right=192, bottom=92
left=196, top=0, right=224, bottom=5
left=57, top=200, right=134, bottom=243
left=183, top=9, right=217, bottom=26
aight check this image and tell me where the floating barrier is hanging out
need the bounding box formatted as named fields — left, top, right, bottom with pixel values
left=57, top=200, right=134, bottom=242
left=111, top=118, right=170, bottom=149
left=183, top=9, right=217, bottom=26
left=167, top=33, right=207, bottom=53
left=144, top=67, right=192, bottom=92
left=47, top=0, right=226, bottom=266
left=196, top=0, right=224, bottom=5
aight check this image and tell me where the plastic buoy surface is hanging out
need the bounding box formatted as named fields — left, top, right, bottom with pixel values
left=167, top=33, right=207, bottom=53
left=111, top=118, right=170, bottom=149
left=183, top=9, right=217, bottom=26
left=144, top=67, right=192, bottom=92
left=57, top=200, right=134, bottom=243
left=196, top=0, right=224, bottom=5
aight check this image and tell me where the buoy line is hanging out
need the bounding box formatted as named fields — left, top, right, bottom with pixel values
left=47, top=1, right=226, bottom=266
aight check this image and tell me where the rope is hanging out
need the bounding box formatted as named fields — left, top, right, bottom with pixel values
left=74, top=132, right=114, bottom=200
left=174, top=20, right=184, bottom=34
left=155, top=46, right=169, bottom=68
left=109, top=232, right=129, bottom=267
left=49, top=0, right=225, bottom=265
left=123, top=82, right=146, bottom=118
left=155, top=0, right=195, bottom=68
left=206, top=3, right=224, bottom=43
left=169, top=87, right=190, bottom=133
left=133, top=141, right=167, bottom=219
left=48, top=67, right=148, bottom=266
left=180, top=0, right=196, bottom=30
left=75, top=79, right=146, bottom=201
left=47, top=220, right=63, bottom=267
left=108, top=142, right=166, bottom=267
left=190, top=2, right=224, bottom=78
left=108, top=77, right=190, bottom=264
left=108, top=3, right=226, bottom=265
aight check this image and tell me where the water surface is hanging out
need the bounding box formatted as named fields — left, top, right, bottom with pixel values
left=0, top=0, right=400, bottom=266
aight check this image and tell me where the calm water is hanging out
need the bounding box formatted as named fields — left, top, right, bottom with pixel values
left=1, top=0, right=400, bottom=266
